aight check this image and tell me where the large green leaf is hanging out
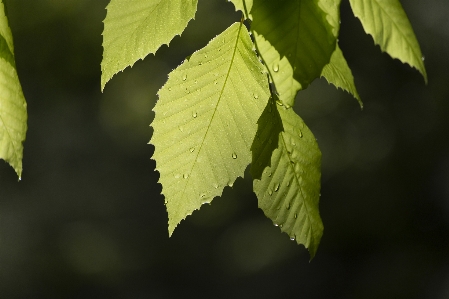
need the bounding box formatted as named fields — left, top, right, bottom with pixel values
left=251, top=98, right=322, bottom=258
left=321, top=44, right=362, bottom=108
left=349, top=0, right=427, bottom=83
left=101, top=0, right=198, bottom=90
left=151, top=22, right=270, bottom=235
left=0, top=1, right=27, bottom=179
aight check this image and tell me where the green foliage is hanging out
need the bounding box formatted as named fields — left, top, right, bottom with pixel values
left=0, top=1, right=27, bottom=179
left=101, top=0, right=198, bottom=90
left=151, top=22, right=269, bottom=234
left=0, top=0, right=427, bottom=258
left=349, top=0, right=427, bottom=83
left=251, top=97, right=322, bottom=258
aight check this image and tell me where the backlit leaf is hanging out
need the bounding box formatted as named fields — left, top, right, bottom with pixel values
left=101, top=0, right=198, bottom=90
left=252, top=98, right=322, bottom=258
left=0, top=1, right=27, bottom=179
left=349, top=0, right=427, bottom=83
left=322, top=44, right=362, bottom=108
left=151, top=22, right=270, bottom=235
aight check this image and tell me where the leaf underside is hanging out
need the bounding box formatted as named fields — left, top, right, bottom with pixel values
left=101, top=0, right=198, bottom=90
left=151, top=22, right=270, bottom=235
left=251, top=98, right=323, bottom=258
left=0, top=1, right=27, bottom=179
left=349, top=0, right=427, bottom=83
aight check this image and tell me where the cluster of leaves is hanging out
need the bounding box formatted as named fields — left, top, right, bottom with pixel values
left=0, top=0, right=426, bottom=258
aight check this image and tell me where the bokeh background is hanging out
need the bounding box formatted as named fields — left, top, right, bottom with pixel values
left=0, top=0, right=448, bottom=298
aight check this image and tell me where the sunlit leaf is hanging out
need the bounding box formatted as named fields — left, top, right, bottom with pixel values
left=251, top=0, right=336, bottom=89
left=151, top=22, right=270, bottom=234
left=101, top=0, right=198, bottom=90
left=0, top=1, right=27, bottom=179
left=252, top=98, right=322, bottom=258
left=349, top=0, right=427, bottom=83
left=322, top=44, right=362, bottom=108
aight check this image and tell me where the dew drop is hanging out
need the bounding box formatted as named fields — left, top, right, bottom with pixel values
left=214, top=80, right=218, bottom=85
left=274, top=223, right=279, bottom=227
left=185, top=88, right=190, bottom=94
left=189, top=147, right=195, bottom=153
left=273, top=63, right=279, bottom=72
left=168, top=87, right=172, bottom=91
left=200, top=193, right=206, bottom=198
left=253, top=93, right=259, bottom=99
left=422, top=56, right=425, bottom=61
left=276, top=100, right=283, bottom=106
left=199, top=61, right=203, bottom=65
left=182, top=74, right=187, bottom=81
left=294, top=213, right=297, bottom=219
left=183, top=173, right=189, bottom=179
left=274, top=183, right=280, bottom=192
left=268, top=172, right=272, bottom=177
left=268, top=189, right=273, bottom=196
left=164, top=199, right=168, bottom=204
left=286, top=203, right=291, bottom=210
left=299, top=130, right=303, bottom=138
left=204, top=54, right=208, bottom=59
left=232, top=152, right=237, bottom=159
left=228, top=181, right=234, bottom=187
left=192, top=112, right=198, bottom=118
left=290, top=236, right=295, bottom=241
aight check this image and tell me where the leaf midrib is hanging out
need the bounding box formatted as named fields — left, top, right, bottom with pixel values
left=178, top=22, right=244, bottom=206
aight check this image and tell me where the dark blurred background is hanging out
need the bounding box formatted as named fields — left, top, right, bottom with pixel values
left=0, top=0, right=448, bottom=298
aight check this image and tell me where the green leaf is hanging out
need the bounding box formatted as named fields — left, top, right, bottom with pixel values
left=321, top=44, right=363, bottom=108
left=101, top=0, right=198, bottom=90
left=0, top=1, right=27, bottom=179
left=349, top=0, right=427, bottom=83
left=252, top=33, right=300, bottom=108
left=250, top=0, right=337, bottom=90
left=151, top=22, right=270, bottom=235
left=251, top=98, right=323, bottom=258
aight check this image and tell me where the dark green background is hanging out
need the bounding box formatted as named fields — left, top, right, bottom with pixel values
left=1, top=1, right=448, bottom=298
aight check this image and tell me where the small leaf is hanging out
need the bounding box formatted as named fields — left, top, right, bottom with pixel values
left=151, top=22, right=270, bottom=235
left=349, top=0, right=427, bottom=83
left=0, top=1, right=27, bottom=179
left=101, top=0, right=198, bottom=90
left=322, top=44, right=363, bottom=108
left=252, top=99, right=322, bottom=258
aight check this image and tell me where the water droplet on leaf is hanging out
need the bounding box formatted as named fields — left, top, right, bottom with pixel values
left=273, top=63, right=279, bottom=72
left=183, top=174, right=189, bottom=179
left=192, top=112, right=197, bottom=118
left=182, top=74, right=187, bottom=81
left=189, top=147, right=195, bottom=153
left=268, top=189, right=273, bottom=195
left=232, top=152, right=237, bottom=159
left=274, top=183, right=280, bottom=192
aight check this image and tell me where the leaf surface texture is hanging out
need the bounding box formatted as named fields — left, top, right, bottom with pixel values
left=151, top=22, right=270, bottom=234
left=349, top=0, right=427, bottom=82
left=0, top=1, right=27, bottom=178
left=251, top=99, right=322, bottom=258
left=101, top=0, right=198, bottom=90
